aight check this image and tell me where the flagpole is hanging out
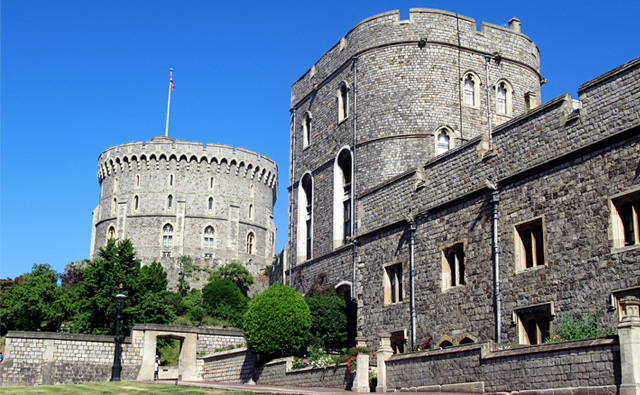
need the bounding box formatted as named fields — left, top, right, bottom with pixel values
left=165, top=68, right=173, bottom=137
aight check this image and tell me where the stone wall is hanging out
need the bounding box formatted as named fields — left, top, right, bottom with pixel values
left=200, top=348, right=255, bottom=383
left=383, top=338, right=619, bottom=394
left=253, top=357, right=354, bottom=389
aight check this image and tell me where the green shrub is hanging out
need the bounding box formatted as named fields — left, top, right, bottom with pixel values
left=546, top=313, right=615, bottom=342
left=306, top=293, right=348, bottom=350
left=243, top=284, right=311, bottom=356
left=202, top=279, right=247, bottom=328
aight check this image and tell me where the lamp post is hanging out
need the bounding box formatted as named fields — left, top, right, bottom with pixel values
left=111, top=285, right=126, bottom=382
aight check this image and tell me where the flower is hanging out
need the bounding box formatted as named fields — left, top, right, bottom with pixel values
left=347, top=356, right=357, bottom=373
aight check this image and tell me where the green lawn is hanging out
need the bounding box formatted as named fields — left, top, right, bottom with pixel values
left=1, top=381, right=260, bottom=394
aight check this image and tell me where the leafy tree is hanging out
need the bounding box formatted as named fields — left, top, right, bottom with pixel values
left=0, top=264, right=64, bottom=332
left=71, top=239, right=173, bottom=335
left=243, top=284, right=311, bottom=356
left=202, top=278, right=247, bottom=327
left=306, top=292, right=348, bottom=349
left=209, top=263, right=253, bottom=295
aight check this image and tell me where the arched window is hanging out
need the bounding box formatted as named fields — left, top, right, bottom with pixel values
left=333, top=149, right=352, bottom=247
left=167, top=195, right=173, bottom=210
left=163, top=224, right=173, bottom=247
left=112, top=198, right=117, bottom=215
left=297, top=173, right=313, bottom=262
left=204, top=226, right=215, bottom=249
left=496, top=80, right=513, bottom=116
left=114, top=178, right=119, bottom=192
left=303, top=112, right=312, bottom=148
left=107, top=226, right=116, bottom=240
left=169, top=174, right=174, bottom=187
left=134, top=195, right=139, bottom=211
left=135, top=175, right=140, bottom=187
left=210, top=177, right=214, bottom=189
left=250, top=184, right=254, bottom=198
left=462, top=73, right=479, bottom=107
left=208, top=197, right=214, bottom=213
left=338, top=82, right=349, bottom=122
left=249, top=204, right=254, bottom=220
left=246, top=232, right=255, bottom=254
left=436, top=129, right=452, bottom=155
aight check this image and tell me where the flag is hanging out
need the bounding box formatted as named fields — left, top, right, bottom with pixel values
left=170, top=74, right=174, bottom=90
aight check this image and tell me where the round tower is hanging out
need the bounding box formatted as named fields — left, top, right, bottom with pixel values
left=90, top=136, right=277, bottom=289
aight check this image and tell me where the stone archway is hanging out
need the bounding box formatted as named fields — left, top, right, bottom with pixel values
left=136, top=327, right=198, bottom=381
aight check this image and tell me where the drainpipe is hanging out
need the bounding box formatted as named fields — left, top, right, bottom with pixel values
left=491, top=190, right=502, bottom=343
left=289, top=108, right=296, bottom=287
left=350, top=57, right=358, bottom=300
left=484, top=55, right=493, bottom=150
left=409, top=219, right=417, bottom=349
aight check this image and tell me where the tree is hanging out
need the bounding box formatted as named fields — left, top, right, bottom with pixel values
left=243, top=284, right=311, bottom=356
left=0, top=264, right=64, bottom=332
left=202, top=278, right=247, bottom=327
left=209, top=262, right=253, bottom=295
left=306, top=292, right=348, bottom=349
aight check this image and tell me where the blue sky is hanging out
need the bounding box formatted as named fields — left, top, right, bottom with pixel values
left=2, top=0, right=639, bottom=280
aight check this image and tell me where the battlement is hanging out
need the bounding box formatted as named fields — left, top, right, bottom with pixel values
left=97, top=136, right=277, bottom=187
left=292, top=8, right=539, bottom=106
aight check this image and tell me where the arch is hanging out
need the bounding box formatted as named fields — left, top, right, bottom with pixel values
left=456, top=334, right=477, bottom=345
left=435, top=335, right=454, bottom=349
left=302, top=111, right=312, bottom=148
left=337, top=81, right=350, bottom=122
left=246, top=232, right=255, bottom=255
left=162, top=223, right=173, bottom=247
left=107, top=226, right=116, bottom=241
left=208, top=197, right=214, bottom=213
left=167, top=194, right=173, bottom=210
left=333, top=147, right=352, bottom=248
left=133, top=195, right=139, bottom=211
left=434, top=126, right=455, bottom=156
left=203, top=225, right=215, bottom=249
left=496, top=79, right=513, bottom=116
left=297, top=172, right=313, bottom=262
left=159, top=154, right=168, bottom=162
left=178, top=154, right=188, bottom=163
left=111, top=198, right=117, bottom=215
left=248, top=204, right=254, bottom=220
left=189, top=155, right=198, bottom=163
left=461, top=71, right=480, bottom=107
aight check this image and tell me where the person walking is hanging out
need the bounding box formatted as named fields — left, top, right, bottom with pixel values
left=154, top=355, right=160, bottom=381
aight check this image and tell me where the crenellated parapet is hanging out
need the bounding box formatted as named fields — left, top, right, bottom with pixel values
left=97, top=136, right=277, bottom=188
left=292, top=8, right=540, bottom=106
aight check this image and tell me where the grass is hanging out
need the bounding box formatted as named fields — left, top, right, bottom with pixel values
left=1, top=381, right=261, bottom=394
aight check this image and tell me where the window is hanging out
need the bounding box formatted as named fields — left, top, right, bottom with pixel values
left=333, top=149, right=352, bottom=247
left=210, top=177, right=214, bottom=189
left=442, top=242, right=465, bottom=290
left=169, top=174, right=174, bottom=187
left=208, top=197, right=214, bottom=213
left=167, top=195, right=173, bottom=210
left=204, top=226, right=215, bottom=249
left=247, top=232, right=255, bottom=254
left=162, top=251, right=172, bottom=258
left=136, top=175, right=140, bottom=187
left=250, top=184, right=254, bottom=198
left=163, top=224, right=173, bottom=247
left=298, top=174, right=313, bottom=261
left=302, top=112, right=312, bottom=148
left=515, top=218, right=545, bottom=271
left=249, top=204, right=254, bottom=220
left=112, top=198, right=117, bottom=215
left=107, top=226, right=116, bottom=240
left=390, top=330, right=406, bottom=354
left=384, top=263, right=404, bottom=304
left=496, top=80, right=513, bottom=116
left=515, top=305, right=552, bottom=345
left=133, top=195, right=139, bottom=211
left=114, top=177, right=119, bottom=192
left=462, top=73, right=479, bottom=107
left=338, top=82, right=349, bottom=122
left=436, top=128, right=453, bottom=155
left=610, top=190, right=640, bottom=248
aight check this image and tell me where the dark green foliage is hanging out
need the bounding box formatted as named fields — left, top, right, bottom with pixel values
left=243, top=284, right=311, bottom=356
left=306, top=293, right=348, bottom=350
left=547, top=313, right=615, bottom=342
left=0, top=264, right=64, bottom=332
left=209, top=263, right=253, bottom=295
left=202, top=279, right=247, bottom=327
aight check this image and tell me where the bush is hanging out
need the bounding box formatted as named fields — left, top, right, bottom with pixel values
left=306, top=293, right=348, bottom=349
left=243, top=284, right=311, bottom=356
left=202, top=279, right=247, bottom=328
left=209, top=263, right=253, bottom=295
left=546, top=313, right=615, bottom=342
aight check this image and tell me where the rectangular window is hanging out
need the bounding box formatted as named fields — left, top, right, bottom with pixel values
left=384, top=263, right=403, bottom=305
left=441, top=242, right=465, bottom=290
left=390, top=330, right=406, bottom=354
left=515, top=304, right=552, bottom=345
left=610, top=190, right=640, bottom=248
left=515, top=218, right=544, bottom=271
left=162, top=251, right=171, bottom=258
left=343, top=184, right=351, bottom=243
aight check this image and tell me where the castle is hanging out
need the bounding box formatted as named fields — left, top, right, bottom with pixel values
left=90, top=136, right=277, bottom=288
left=284, top=8, right=640, bottom=351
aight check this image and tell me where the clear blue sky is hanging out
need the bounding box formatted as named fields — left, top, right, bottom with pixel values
left=2, top=0, right=638, bottom=280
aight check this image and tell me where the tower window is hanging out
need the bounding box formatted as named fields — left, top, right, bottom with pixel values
left=167, top=195, right=173, bottom=210
left=610, top=191, right=640, bottom=248
left=384, top=263, right=403, bottom=305
left=249, top=204, right=254, bottom=220
left=462, top=73, right=479, bottom=107
left=515, top=218, right=545, bottom=271
left=247, top=232, right=255, bottom=254
left=163, top=224, right=173, bottom=247
left=442, top=242, right=465, bottom=290
left=303, top=112, right=312, bottom=148
left=134, top=195, right=139, bottom=211
left=338, top=82, right=350, bottom=122
left=436, top=129, right=452, bottom=155
left=107, top=226, right=116, bottom=240
left=169, top=174, right=174, bottom=186
left=204, top=226, right=215, bottom=249
left=112, top=198, right=117, bottom=215
left=496, top=80, right=513, bottom=116
left=334, top=149, right=352, bottom=248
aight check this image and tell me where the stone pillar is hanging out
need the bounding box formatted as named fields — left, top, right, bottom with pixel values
left=353, top=336, right=370, bottom=393
left=376, top=332, right=394, bottom=393
left=618, top=296, right=640, bottom=395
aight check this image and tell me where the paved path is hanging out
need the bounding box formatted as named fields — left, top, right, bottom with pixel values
left=147, top=380, right=478, bottom=395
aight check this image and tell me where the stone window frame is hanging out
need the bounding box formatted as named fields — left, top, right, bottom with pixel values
left=441, top=240, right=466, bottom=291
left=133, top=195, right=139, bottom=211
left=162, top=223, right=173, bottom=248
left=203, top=225, right=215, bottom=249
left=461, top=71, right=480, bottom=108
left=609, top=187, right=640, bottom=250
left=337, top=81, right=350, bottom=123
left=107, top=226, right=116, bottom=241
left=208, top=197, right=214, bottom=214
left=302, top=111, right=312, bottom=149
left=297, top=172, right=314, bottom=262
left=390, top=329, right=407, bottom=354
left=495, top=79, right=514, bottom=116
left=168, top=174, right=174, bottom=187
left=167, top=194, right=173, bottom=210
left=135, top=175, right=141, bottom=188
left=248, top=204, right=254, bottom=220
left=434, top=126, right=455, bottom=156
left=210, top=177, right=214, bottom=189
left=111, top=198, right=117, bottom=216
left=246, top=232, right=255, bottom=255
left=114, top=177, right=119, bottom=193
left=383, top=261, right=404, bottom=305
left=513, top=302, right=554, bottom=345
left=333, top=147, right=353, bottom=249
left=514, top=216, right=546, bottom=272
